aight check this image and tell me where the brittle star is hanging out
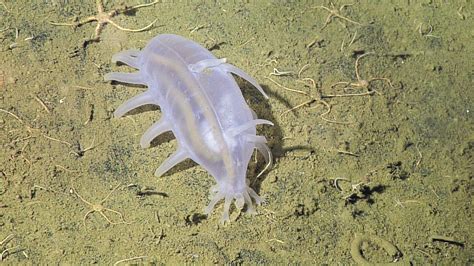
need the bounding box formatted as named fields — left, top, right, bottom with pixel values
left=50, top=0, right=158, bottom=46
left=314, top=2, right=361, bottom=30
left=72, top=183, right=131, bottom=226
left=330, top=52, right=393, bottom=94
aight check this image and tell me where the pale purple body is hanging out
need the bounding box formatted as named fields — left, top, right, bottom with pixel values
left=105, top=34, right=272, bottom=222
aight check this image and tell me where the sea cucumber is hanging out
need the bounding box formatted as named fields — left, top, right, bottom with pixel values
left=105, top=34, right=272, bottom=222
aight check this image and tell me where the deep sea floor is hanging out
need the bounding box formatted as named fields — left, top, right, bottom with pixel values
left=1, top=0, right=472, bottom=264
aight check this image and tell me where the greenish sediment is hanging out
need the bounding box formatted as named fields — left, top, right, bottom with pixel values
left=0, top=0, right=472, bottom=264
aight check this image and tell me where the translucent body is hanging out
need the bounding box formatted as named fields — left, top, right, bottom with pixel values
left=105, top=34, right=272, bottom=222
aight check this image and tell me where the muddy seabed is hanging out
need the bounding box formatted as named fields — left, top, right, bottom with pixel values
left=0, top=0, right=472, bottom=264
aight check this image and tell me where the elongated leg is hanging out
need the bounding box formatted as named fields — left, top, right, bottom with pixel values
left=243, top=189, right=256, bottom=213
left=155, top=148, right=188, bottom=177
left=227, top=119, right=273, bottom=137
left=221, top=63, right=269, bottom=99
left=114, top=92, right=155, bottom=118
left=255, top=142, right=272, bottom=177
left=221, top=196, right=232, bottom=223
left=111, top=49, right=141, bottom=68
left=104, top=72, right=147, bottom=86
left=204, top=191, right=223, bottom=215
left=140, top=118, right=171, bottom=148
left=247, top=187, right=262, bottom=205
